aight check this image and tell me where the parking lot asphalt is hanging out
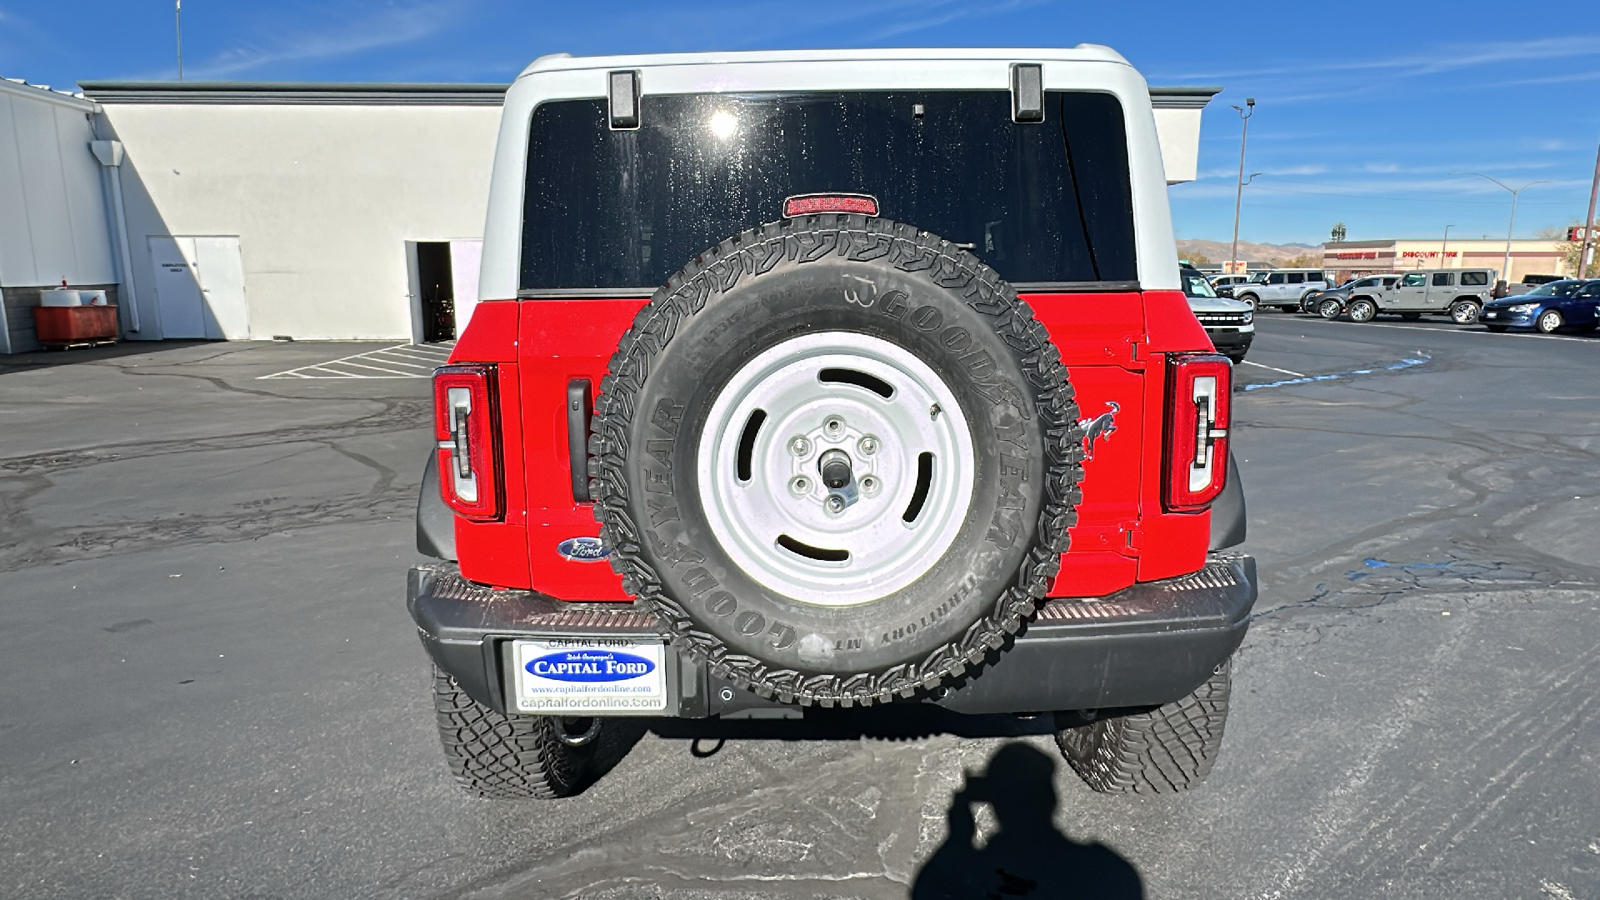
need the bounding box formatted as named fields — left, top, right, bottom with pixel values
left=2, top=321, right=1597, bottom=899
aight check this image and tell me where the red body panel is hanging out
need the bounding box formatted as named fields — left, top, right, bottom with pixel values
left=448, top=291, right=1216, bottom=599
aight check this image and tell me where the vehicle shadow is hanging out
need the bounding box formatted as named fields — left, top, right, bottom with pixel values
left=909, top=742, right=1144, bottom=900
left=648, top=704, right=1058, bottom=743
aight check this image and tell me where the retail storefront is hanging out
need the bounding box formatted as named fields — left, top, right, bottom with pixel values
left=1324, top=239, right=1570, bottom=285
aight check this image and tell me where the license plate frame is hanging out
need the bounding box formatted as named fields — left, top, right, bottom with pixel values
left=508, top=636, right=669, bottom=716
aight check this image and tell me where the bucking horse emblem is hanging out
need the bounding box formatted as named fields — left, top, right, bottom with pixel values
left=1076, top=401, right=1119, bottom=460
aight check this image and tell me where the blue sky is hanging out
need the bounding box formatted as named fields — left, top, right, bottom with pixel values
left=3, top=0, right=1598, bottom=245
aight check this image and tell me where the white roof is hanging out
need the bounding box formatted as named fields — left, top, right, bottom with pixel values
left=518, top=45, right=1131, bottom=79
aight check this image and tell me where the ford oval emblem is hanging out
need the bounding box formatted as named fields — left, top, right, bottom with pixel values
left=557, top=536, right=610, bottom=562
left=525, top=649, right=655, bottom=682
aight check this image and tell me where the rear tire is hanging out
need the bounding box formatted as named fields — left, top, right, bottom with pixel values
left=1055, top=661, right=1233, bottom=794
left=431, top=667, right=633, bottom=799
left=1449, top=300, right=1480, bottom=325
left=1347, top=298, right=1377, bottom=323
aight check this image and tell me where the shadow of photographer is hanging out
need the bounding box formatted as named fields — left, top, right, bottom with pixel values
left=910, top=742, right=1143, bottom=899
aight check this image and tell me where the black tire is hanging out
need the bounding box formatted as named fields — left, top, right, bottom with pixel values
left=1317, top=298, right=1343, bottom=320
left=1485, top=324, right=1509, bottom=333
left=431, top=667, right=632, bottom=799
left=1400, top=312, right=1422, bottom=321
left=1347, top=298, right=1378, bottom=323
left=1449, top=300, right=1480, bottom=325
left=1055, top=661, right=1232, bottom=794
left=1536, top=309, right=1563, bottom=333
left=589, top=216, right=1080, bottom=707
left=1235, top=292, right=1259, bottom=310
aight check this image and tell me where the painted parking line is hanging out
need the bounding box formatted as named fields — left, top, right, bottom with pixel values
left=1324, top=320, right=1600, bottom=345
left=259, top=342, right=455, bottom=379
left=1241, top=360, right=1308, bottom=378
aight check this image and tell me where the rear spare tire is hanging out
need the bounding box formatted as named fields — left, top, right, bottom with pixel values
left=589, top=216, right=1080, bottom=706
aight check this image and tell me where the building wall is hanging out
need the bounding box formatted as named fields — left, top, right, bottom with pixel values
left=0, top=81, right=119, bottom=353
left=94, top=103, right=500, bottom=342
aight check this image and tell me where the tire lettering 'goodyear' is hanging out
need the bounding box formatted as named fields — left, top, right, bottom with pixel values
left=644, top=396, right=801, bottom=655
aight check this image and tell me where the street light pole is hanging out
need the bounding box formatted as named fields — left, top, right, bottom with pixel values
left=1454, top=173, right=1552, bottom=284
left=1579, top=142, right=1600, bottom=279
left=1441, top=224, right=1453, bottom=268
left=175, top=0, right=184, bottom=82
left=1229, top=97, right=1256, bottom=274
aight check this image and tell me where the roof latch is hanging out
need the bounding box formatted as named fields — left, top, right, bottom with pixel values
left=1011, top=63, right=1044, bottom=123
left=609, top=70, right=640, bottom=130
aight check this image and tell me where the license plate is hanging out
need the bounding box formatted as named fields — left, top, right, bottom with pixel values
left=511, top=637, right=668, bottom=715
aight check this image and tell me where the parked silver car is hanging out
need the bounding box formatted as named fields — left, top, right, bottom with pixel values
left=1231, top=269, right=1331, bottom=312
left=1342, top=268, right=1497, bottom=324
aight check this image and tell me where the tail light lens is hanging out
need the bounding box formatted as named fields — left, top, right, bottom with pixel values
left=1164, top=353, right=1231, bottom=511
left=433, top=365, right=501, bottom=520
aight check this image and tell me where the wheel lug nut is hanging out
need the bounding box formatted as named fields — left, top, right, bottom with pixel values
left=857, top=435, right=879, bottom=456
left=790, top=476, right=810, bottom=495
left=823, top=416, right=845, bottom=437
left=825, top=495, right=846, bottom=514
left=789, top=436, right=811, bottom=457
left=860, top=476, right=879, bottom=495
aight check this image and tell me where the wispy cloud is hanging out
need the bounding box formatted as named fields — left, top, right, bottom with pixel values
left=858, top=0, right=1048, bottom=41
left=179, top=1, right=461, bottom=79
left=1154, top=35, right=1600, bottom=82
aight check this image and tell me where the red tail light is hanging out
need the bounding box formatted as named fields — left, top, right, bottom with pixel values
left=783, top=193, right=879, bottom=217
left=433, top=365, right=502, bottom=520
left=1164, top=353, right=1231, bottom=511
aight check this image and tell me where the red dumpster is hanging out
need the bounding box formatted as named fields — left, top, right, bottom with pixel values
left=33, top=305, right=119, bottom=347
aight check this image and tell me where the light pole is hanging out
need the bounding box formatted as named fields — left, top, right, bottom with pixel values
left=1453, top=173, right=1552, bottom=283
left=175, top=0, right=183, bottom=82
left=1229, top=97, right=1256, bottom=273
left=1441, top=224, right=1454, bottom=268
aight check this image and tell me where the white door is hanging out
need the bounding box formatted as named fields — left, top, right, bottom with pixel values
left=450, top=239, right=483, bottom=339
left=149, top=236, right=249, bottom=340
left=193, top=237, right=249, bottom=339
left=149, top=236, right=207, bottom=339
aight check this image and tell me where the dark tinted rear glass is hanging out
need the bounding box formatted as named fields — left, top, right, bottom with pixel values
left=520, top=91, right=1136, bottom=291
left=1460, top=271, right=1488, bottom=286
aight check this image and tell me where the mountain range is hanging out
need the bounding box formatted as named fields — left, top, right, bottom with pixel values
left=1176, top=239, right=1322, bottom=265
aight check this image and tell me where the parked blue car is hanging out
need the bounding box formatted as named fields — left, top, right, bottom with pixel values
left=1479, top=279, right=1600, bottom=333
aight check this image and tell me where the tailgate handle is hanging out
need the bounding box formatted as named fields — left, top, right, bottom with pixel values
left=567, top=379, right=593, bottom=502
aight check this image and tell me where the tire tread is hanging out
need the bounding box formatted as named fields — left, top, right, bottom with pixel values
left=1055, top=661, right=1232, bottom=794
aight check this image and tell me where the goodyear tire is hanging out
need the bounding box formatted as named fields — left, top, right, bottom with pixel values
left=589, top=216, right=1080, bottom=707
left=431, top=667, right=636, bottom=799
left=1055, top=660, right=1233, bottom=794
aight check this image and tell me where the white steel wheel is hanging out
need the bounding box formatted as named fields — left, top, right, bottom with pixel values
left=696, top=332, right=976, bottom=607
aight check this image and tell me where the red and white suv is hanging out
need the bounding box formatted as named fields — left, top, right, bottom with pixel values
left=409, top=47, right=1256, bottom=799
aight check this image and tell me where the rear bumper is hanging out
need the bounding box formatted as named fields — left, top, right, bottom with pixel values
left=1205, top=328, right=1254, bottom=356
left=408, top=554, right=1257, bottom=718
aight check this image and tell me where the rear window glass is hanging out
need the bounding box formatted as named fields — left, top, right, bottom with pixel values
left=1432, top=272, right=1454, bottom=287
left=520, top=91, right=1137, bottom=292
left=1460, top=271, right=1488, bottom=286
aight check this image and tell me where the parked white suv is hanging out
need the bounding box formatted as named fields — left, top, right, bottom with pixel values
left=1232, top=268, right=1330, bottom=312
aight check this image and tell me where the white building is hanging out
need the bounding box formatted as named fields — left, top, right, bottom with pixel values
left=0, top=79, right=121, bottom=354
left=0, top=77, right=1217, bottom=353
